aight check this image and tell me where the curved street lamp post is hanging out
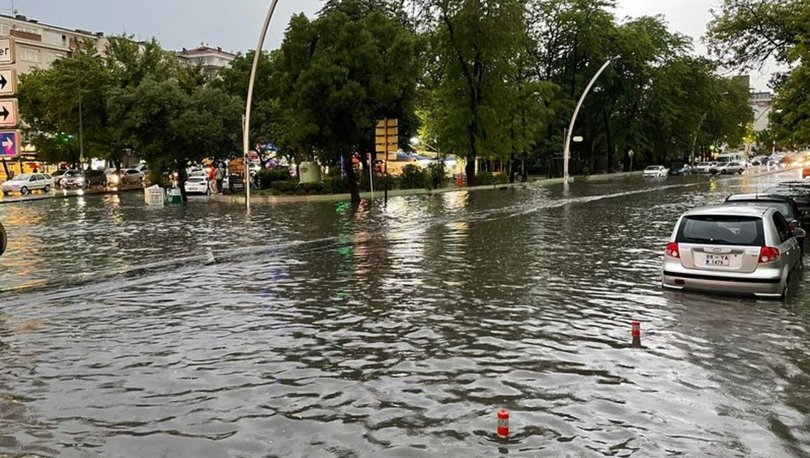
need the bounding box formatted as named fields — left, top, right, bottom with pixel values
left=563, top=59, right=612, bottom=190
left=243, top=0, right=281, bottom=211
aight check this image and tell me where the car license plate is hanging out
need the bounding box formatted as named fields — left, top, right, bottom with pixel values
left=705, top=254, right=731, bottom=267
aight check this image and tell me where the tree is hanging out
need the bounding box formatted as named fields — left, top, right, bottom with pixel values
left=108, top=78, right=242, bottom=201
left=272, top=2, right=422, bottom=202
left=416, top=0, right=527, bottom=185
left=708, top=0, right=810, bottom=147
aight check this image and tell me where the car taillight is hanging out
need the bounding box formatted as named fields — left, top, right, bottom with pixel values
left=758, top=246, right=781, bottom=264
left=665, top=242, right=680, bottom=258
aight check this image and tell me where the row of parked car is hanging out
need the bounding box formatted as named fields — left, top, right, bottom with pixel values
left=1, top=166, right=147, bottom=195
left=643, top=161, right=751, bottom=177
left=662, top=181, right=810, bottom=299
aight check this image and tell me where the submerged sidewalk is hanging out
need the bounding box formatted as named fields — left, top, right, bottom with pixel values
left=213, top=171, right=644, bottom=205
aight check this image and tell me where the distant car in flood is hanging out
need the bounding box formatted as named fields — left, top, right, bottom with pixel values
left=184, top=175, right=210, bottom=195
left=669, top=164, right=692, bottom=176
left=642, top=165, right=668, bottom=178
left=695, top=161, right=717, bottom=174
left=2, top=173, right=54, bottom=195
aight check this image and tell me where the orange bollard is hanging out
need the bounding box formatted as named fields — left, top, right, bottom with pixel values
left=631, top=321, right=641, bottom=348
left=497, top=409, right=509, bottom=439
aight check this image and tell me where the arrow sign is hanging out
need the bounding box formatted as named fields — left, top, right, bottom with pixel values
left=0, top=99, right=18, bottom=127
left=0, top=68, right=14, bottom=96
left=0, top=130, right=19, bottom=157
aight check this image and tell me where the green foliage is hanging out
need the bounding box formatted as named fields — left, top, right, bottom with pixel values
left=476, top=171, right=508, bottom=186
left=708, top=0, right=810, bottom=147
left=270, top=180, right=299, bottom=193
left=323, top=177, right=350, bottom=194
left=400, top=164, right=431, bottom=189
left=256, top=167, right=293, bottom=189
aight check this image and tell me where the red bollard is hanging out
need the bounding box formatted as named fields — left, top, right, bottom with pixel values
left=497, top=409, right=509, bottom=439
left=631, top=321, right=641, bottom=348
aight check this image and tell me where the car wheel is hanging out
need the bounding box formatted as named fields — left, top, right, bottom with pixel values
left=20, top=186, right=28, bottom=195
left=43, top=185, right=51, bottom=192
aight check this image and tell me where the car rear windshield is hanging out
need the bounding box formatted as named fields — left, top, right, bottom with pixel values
left=676, top=215, right=764, bottom=246
left=724, top=201, right=793, bottom=220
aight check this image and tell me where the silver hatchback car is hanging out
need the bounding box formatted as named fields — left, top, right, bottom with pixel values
left=662, top=206, right=804, bottom=298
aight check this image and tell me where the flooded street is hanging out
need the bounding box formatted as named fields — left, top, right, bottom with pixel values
left=1, top=171, right=809, bottom=457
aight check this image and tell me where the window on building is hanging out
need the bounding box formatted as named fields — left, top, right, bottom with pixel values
left=0, top=24, right=9, bottom=35
left=21, top=48, right=40, bottom=63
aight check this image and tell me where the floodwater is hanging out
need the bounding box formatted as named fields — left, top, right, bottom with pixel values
left=0, top=171, right=808, bottom=457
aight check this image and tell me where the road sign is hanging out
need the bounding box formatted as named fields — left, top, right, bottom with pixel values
left=375, top=118, right=398, bottom=159
left=0, top=38, right=14, bottom=65
left=0, top=99, right=17, bottom=127
left=0, top=68, right=15, bottom=96
left=0, top=130, right=19, bottom=157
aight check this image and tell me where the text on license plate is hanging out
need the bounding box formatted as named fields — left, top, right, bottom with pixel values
left=705, top=254, right=731, bottom=266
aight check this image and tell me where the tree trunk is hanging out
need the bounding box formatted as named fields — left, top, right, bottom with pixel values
left=603, top=108, right=614, bottom=172
left=342, top=152, right=360, bottom=203
left=177, top=159, right=188, bottom=202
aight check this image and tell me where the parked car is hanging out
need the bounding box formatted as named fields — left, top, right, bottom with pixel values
left=60, top=170, right=86, bottom=189
left=669, top=163, right=692, bottom=176
left=107, top=169, right=144, bottom=186
left=711, top=161, right=746, bottom=175
left=763, top=182, right=810, bottom=216
left=643, top=165, right=668, bottom=178
left=2, top=173, right=55, bottom=195
left=662, top=206, right=804, bottom=298
left=184, top=175, right=210, bottom=195
left=84, top=170, right=107, bottom=187
left=51, top=169, right=71, bottom=187
left=724, top=194, right=806, bottom=254
left=695, top=162, right=717, bottom=174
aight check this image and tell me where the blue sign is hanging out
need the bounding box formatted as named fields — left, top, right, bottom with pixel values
left=0, top=130, right=18, bottom=157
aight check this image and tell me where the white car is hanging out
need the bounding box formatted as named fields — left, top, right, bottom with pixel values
left=2, top=173, right=55, bottom=195
left=695, top=162, right=718, bottom=174
left=711, top=161, right=746, bottom=175
left=184, top=175, right=210, bottom=195
left=643, top=165, right=668, bottom=178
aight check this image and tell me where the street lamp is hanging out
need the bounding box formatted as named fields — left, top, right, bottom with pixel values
left=243, top=0, right=281, bottom=211
left=564, top=58, right=612, bottom=189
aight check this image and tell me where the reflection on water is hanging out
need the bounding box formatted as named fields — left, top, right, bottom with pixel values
left=0, top=171, right=808, bottom=456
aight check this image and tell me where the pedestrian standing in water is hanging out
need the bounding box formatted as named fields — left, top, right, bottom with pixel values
left=208, top=163, right=218, bottom=194
left=215, top=163, right=224, bottom=194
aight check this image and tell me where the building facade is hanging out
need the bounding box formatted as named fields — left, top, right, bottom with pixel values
left=176, top=45, right=236, bottom=78
left=0, top=14, right=105, bottom=75
left=750, top=91, right=774, bottom=133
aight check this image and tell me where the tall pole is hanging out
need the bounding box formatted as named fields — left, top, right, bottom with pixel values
left=243, top=0, right=280, bottom=211
left=564, top=58, right=612, bottom=190
left=78, top=95, right=85, bottom=169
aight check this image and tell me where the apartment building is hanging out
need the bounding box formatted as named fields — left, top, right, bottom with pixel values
left=176, top=45, right=236, bottom=78
left=0, top=14, right=106, bottom=75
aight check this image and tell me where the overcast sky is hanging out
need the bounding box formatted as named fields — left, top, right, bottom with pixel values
left=8, top=0, right=771, bottom=90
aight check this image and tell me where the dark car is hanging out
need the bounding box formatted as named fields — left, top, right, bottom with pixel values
left=84, top=170, right=107, bottom=187
left=669, top=163, right=692, bottom=175
left=724, top=193, right=806, bottom=253
left=763, top=182, right=810, bottom=219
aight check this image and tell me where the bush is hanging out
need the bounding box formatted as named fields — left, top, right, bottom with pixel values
left=427, top=161, right=448, bottom=189
left=400, top=164, right=431, bottom=189
left=477, top=172, right=508, bottom=185
left=297, top=182, right=325, bottom=194
left=256, top=167, right=292, bottom=189
left=323, top=177, right=349, bottom=194
left=270, top=180, right=298, bottom=194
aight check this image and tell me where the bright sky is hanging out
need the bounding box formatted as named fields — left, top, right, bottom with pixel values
left=7, top=0, right=772, bottom=90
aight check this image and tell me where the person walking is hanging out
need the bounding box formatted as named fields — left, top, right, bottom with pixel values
left=215, top=163, right=224, bottom=194
left=208, top=163, right=218, bottom=194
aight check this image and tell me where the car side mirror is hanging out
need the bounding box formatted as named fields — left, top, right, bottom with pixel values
left=791, top=227, right=806, bottom=239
